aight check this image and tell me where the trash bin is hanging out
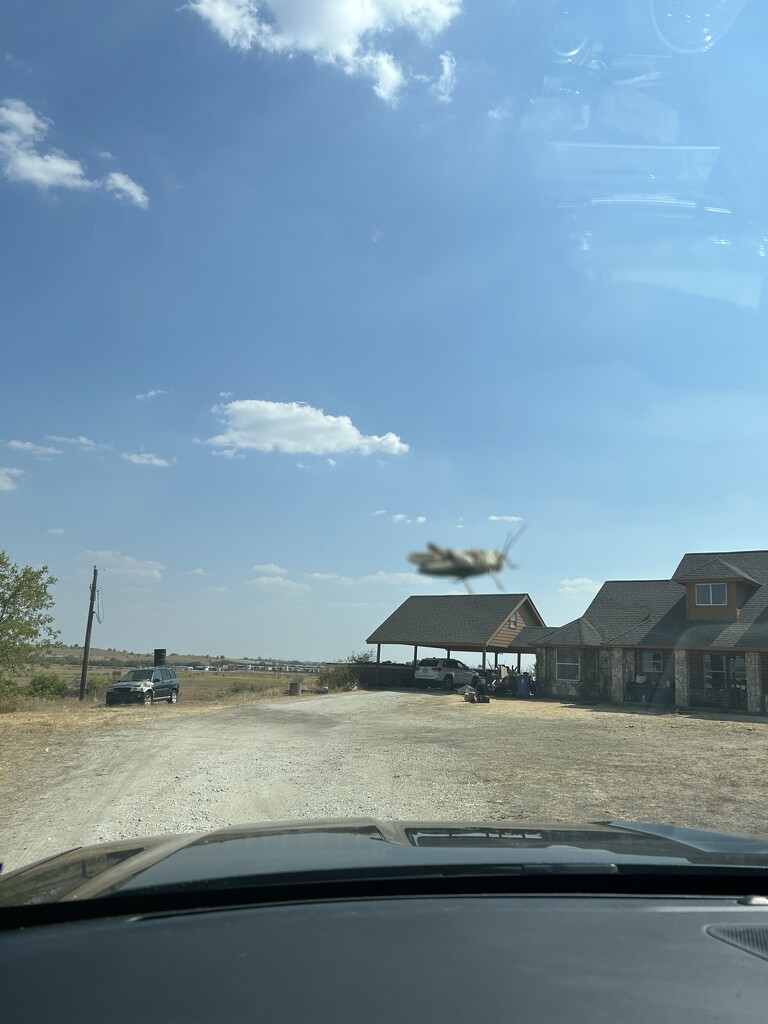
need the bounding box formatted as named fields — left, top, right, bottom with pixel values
left=516, top=674, right=531, bottom=699
left=289, top=680, right=302, bottom=697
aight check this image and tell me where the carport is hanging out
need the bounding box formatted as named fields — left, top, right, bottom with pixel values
left=366, top=594, right=546, bottom=686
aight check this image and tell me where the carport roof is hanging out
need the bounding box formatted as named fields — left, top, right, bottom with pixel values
left=366, top=594, right=543, bottom=651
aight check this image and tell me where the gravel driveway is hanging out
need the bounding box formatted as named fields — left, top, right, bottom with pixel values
left=2, top=690, right=768, bottom=872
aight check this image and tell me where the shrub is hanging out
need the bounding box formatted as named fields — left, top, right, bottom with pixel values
left=316, top=663, right=359, bottom=691
left=0, top=679, right=23, bottom=712
left=230, top=680, right=258, bottom=694
left=85, top=674, right=112, bottom=699
left=26, top=672, right=69, bottom=700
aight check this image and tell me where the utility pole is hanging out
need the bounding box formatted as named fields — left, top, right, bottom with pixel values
left=79, top=565, right=98, bottom=701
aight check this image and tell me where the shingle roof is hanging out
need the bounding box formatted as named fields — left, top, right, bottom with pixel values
left=525, top=572, right=768, bottom=651
left=366, top=594, right=541, bottom=649
left=673, top=551, right=765, bottom=586
left=517, top=617, right=602, bottom=647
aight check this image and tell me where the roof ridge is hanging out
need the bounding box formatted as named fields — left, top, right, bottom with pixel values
left=601, top=579, right=677, bottom=584
left=681, top=549, right=768, bottom=558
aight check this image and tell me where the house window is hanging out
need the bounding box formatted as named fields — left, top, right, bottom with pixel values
left=695, top=583, right=727, bottom=606
left=641, top=651, right=663, bottom=674
left=556, top=648, right=580, bottom=682
left=704, top=653, right=746, bottom=686
left=509, top=614, right=517, bottom=629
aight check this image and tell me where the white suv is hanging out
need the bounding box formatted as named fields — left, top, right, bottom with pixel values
left=415, top=658, right=479, bottom=691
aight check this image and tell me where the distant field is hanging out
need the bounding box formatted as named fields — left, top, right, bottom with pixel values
left=179, top=671, right=318, bottom=701
left=5, top=665, right=318, bottom=708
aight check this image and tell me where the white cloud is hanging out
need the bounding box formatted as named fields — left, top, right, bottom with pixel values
left=295, top=462, right=307, bottom=470
left=187, top=568, right=207, bottom=576
left=202, top=586, right=230, bottom=593
left=104, top=170, right=149, bottom=210
left=83, top=550, right=165, bottom=582
left=121, top=452, right=174, bottom=467
left=205, top=399, right=409, bottom=457
left=558, top=577, right=602, bottom=599
left=245, top=575, right=310, bottom=592
left=431, top=51, right=456, bottom=103
left=415, top=516, right=427, bottom=524
left=186, top=0, right=462, bottom=104
left=327, top=457, right=336, bottom=466
left=0, top=99, right=94, bottom=191
left=47, top=434, right=104, bottom=450
left=219, top=391, right=234, bottom=398
left=488, top=514, right=523, bottom=523
left=7, top=439, right=62, bottom=456
left=392, top=513, right=410, bottom=523
left=252, top=563, right=287, bottom=575
left=46, top=527, right=65, bottom=535
left=372, top=509, right=387, bottom=517
left=135, top=389, right=166, bottom=400
left=310, top=572, right=339, bottom=581
left=0, top=467, right=24, bottom=491
left=0, top=99, right=149, bottom=207
left=98, top=150, right=114, bottom=160
left=488, top=104, right=510, bottom=120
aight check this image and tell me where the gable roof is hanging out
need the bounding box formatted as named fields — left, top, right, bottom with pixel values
left=673, top=551, right=765, bottom=586
left=517, top=617, right=603, bottom=648
left=522, top=572, right=768, bottom=651
left=366, top=594, right=544, bottom=650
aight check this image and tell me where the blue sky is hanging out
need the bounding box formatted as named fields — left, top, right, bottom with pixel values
left=2, top=1, right=768, bottom=661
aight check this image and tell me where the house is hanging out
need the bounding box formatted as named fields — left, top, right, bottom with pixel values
left=516, top=551, right=768, bottom=714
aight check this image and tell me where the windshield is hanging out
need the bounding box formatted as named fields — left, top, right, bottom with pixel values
left=2, top=1, right=768, bottom=891
left=119, top=670, right=154, bottom=683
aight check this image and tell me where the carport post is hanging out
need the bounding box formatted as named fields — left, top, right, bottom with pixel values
left=517, top=653, right=521, bottom=671
left=413, top=646, right=418, bottom=674
left=376, top=644, right=381, bottom=689
left=482, top=647, right=487, bottom=670
left=446, top=649, right=451, bottom=658
left=494, top=652, right=498, bottom=669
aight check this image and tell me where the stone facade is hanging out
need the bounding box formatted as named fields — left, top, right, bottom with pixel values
left=610, top=648, right=623, bottom=702
left=745, top=651, right=762, bottom=714
left=533, top=641, right=761, bottom=715
left=674, top=649, right=689, bottom=709
left=599, top=648, right=612, bottom=700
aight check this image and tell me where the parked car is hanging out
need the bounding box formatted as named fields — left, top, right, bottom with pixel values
left=105, top=667, right=180, bottom=707
left=415, top=658, right=479, bottom=691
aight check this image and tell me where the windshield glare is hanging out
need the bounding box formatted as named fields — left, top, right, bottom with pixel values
left=2, top=0, right=768, bottom=891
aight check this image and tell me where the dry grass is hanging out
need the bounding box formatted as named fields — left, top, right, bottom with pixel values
left=394, top=696, right=768, bottom=835
left=0, top=674, right=321, bottom=823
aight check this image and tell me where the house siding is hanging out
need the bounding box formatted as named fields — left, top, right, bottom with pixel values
left=488, top=600, right=540, bottom=648
left=685, top=581, right=739, bottom=622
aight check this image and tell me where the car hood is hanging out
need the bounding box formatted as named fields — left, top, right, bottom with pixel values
left=3, top=819, right=768, bottom=905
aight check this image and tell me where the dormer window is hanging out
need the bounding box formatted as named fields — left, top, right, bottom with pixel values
left=695, top=583, right=727, bottom=606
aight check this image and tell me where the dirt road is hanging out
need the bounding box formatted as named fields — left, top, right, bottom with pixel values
left=2, top=691, right=768, bottom=873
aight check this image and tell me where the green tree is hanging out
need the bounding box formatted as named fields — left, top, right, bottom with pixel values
left=0, top=552, right=60, bottom=682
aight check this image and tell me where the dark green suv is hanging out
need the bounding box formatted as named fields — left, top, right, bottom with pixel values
left=106, top=667, right=180, bottom=707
